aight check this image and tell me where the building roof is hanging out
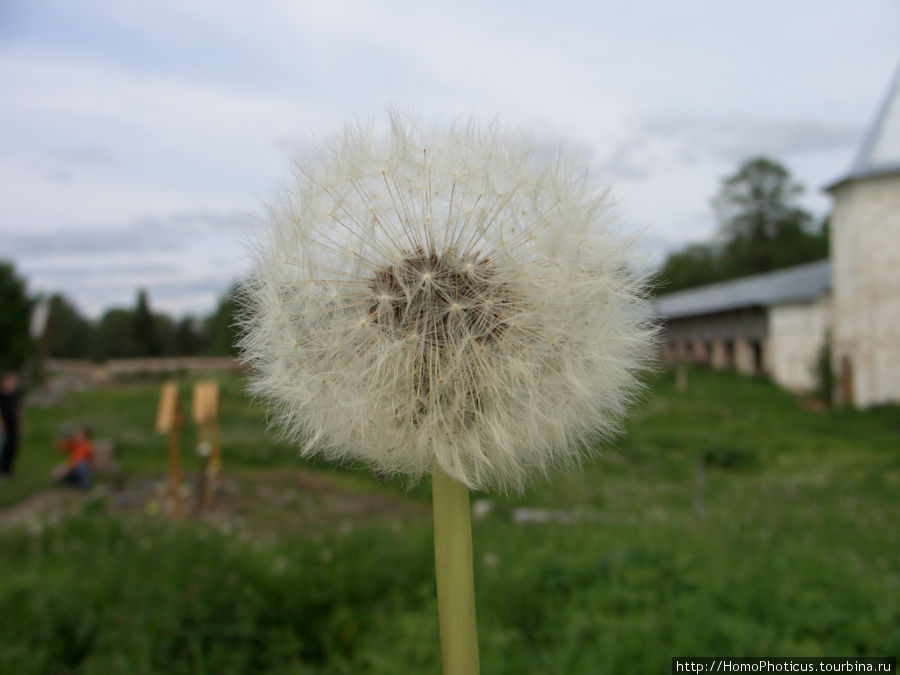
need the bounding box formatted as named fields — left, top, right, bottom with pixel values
left=827, top=63, right=900, bottom=190
left=656, top=259, right=831, bottom=319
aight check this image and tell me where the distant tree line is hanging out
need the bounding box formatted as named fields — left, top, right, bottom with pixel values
left=1, top=156, right=828, bottom=369
left=0, top=261, right=241, bottom=371
left=655, top=156, right=829, bottom=294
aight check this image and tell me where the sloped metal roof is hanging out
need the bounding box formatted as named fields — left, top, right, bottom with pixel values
left=828, top=63, right=900, bottom=189
left=656, top=259, right=831, bottom=319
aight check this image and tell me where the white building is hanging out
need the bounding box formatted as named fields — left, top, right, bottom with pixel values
left=825, top=65, right=900, bottom=408
left=658, top=65, right=900, bottom=408
left=658, top=261, right=831, bottom=393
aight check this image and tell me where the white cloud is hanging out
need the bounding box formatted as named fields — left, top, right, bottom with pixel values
left=644, top=116, right=863, bottom=161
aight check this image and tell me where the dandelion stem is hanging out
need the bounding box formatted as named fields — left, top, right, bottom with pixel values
left=432, top=459, right=480, bottom=674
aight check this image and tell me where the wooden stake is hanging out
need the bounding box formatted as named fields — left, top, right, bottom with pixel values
left=193, top=381, right=222, bottom=509
left=168, top=413, right=183, bottom=516
left=209, top=419, right=222, bottom=486
left=157, top=381, right=183, bottom=516
left=676, top=362, right=688, bottom=394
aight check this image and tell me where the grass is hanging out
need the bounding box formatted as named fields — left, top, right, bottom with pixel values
left=0, top=367, right=897, bottom=673
left=1, top=372, right=379, bottom=509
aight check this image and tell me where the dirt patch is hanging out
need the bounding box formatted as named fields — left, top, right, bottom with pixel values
left=190, top=469, right=430, bottom=540
left=0, top=469, right=430, bottom=541
left=0, top=489, right=87, bottom=531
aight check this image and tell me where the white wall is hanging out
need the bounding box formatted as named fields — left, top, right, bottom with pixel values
left=768, top=296, right=831, bottom=393
left=829, top=173, right=900, bottom=407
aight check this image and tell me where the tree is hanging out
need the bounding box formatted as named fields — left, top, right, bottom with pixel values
left=204, top=283, right=242, bottom=356
left=153, top=313, right=177, bottom=356
left=92, top=308, right=139, bottom=361
left=173, top=316, right=203, bottom=355
left=47, top=294, right=92, bottom=359
left=655, top=243, right=721, bottom=294
left=713, top=156, right=826, bottom=276
left=133, top=289, right=161, bottom=357
left=656, top=156, right=828, bottom=293
left=0, top=261, right=32, bottom=370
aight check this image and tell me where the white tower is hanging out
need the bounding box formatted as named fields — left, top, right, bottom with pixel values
left=827, top=64, right=900, bottom=407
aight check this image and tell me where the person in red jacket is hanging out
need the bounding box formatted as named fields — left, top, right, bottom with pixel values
left=53, top=424, right=94, bottom=490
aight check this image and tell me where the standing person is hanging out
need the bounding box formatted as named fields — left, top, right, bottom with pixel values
left=0, top=370, right=24, bottom=478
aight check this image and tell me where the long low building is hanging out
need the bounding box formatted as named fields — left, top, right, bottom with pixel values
left=656, top=63, right=900, bottom=408
left=657, top=260, right=831, bottom=393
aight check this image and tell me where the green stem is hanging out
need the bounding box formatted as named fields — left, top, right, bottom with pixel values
left=432, top=459, right=480, bottom=675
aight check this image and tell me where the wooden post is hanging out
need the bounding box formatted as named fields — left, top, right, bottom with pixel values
left=156, top=381, right=183, bottom=516
left=676, top=362, right=688, bottom=394
left=192, top=381, right=222, bottom=508
left=209, top=416, right=222, bottom=486
left=167, top=415, right=183, bottom=516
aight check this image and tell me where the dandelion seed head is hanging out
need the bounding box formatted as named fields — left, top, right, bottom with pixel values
left=240, top=115, right=656, bottom=491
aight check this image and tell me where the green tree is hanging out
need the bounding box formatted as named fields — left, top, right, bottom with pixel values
left=46, top=294, right=92, bottom=359
left=92, top=308, right=139, bottom=361
left=656, top=156, right=828, bottom=294
left=655, top=244, right=722, bottom=294
left=714, top=156, right=826, bottom=276
left=0, top=261, right=32, bottom=370
left=133, top=289, right=161, bottom=356
left=204, top=283, right=242, bottom=356
left=173, top=316, right=203, bottom=355
left=153, top=313, right=177, bottom=356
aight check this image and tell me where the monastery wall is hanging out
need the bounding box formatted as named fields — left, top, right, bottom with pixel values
left=829, top=173, right=900, bottom=407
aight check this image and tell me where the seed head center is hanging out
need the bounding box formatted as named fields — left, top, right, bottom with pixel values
left=368, top=249, right=509, bottom=348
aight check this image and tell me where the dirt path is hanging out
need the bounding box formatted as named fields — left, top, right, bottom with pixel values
left=0, top=489, right=87, bottom=531
left=0, top=468, right=430, bottom=540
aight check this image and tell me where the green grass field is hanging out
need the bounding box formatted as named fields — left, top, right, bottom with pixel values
left=0, top=368, right=897, bottom=673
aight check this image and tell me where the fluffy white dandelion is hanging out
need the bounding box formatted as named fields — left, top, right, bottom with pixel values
left=242, top=115, right=655, bottom=674
left=240, top=116, right=654, bottom=493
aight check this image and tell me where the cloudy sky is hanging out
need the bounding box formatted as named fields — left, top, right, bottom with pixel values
left=2, top=1, right=898, bottom=318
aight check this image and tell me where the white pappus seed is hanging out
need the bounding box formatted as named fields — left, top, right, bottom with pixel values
left=239, top=114, right=656, bottom=492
